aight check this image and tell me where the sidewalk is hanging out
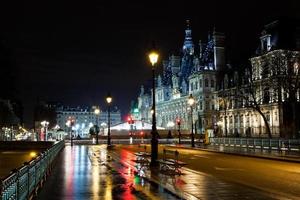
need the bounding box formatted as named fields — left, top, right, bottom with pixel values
left=169, top=143, right=300, bottom=163
left=37, top=144, right=281, bottom=200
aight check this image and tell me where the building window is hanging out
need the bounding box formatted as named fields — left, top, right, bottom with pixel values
left=211, top=79, right=214, bottom=88
left=206, top=101, right=209, bottom=110
left=211, top=104, right=215, bottom=110
left=199, top=79, right=202, bottom=88
left=266, top=112, right=270, bottom=122
left=234, top=115, right=238, bottom=123
left=205, top=79, right=209, bottom=87
left=200, top=102, right=203, bottom=110
left=195, top=81, right=198, bottom=90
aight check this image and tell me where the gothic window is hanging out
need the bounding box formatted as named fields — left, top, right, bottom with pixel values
left=234, top=115, right=238, bottom=124
left=211, top=79, right=214, bottom=89
left=205, top=79, right=209, bottom=87
left=224, top=74, right=228, bottom=89
left=195, top=81, right=198, bottom=90
left=200, top=102, right=203, bottom=110
left=211, top=104, right=215, bottom=110
left=206, top=101, right=209, bottom=110
left=229, top=116, right=233, bottom=124
left=199, top=79, right=202, bottom=88
left=266, top=112, right=270, bottom=122
left=263, top=87, right=270, bottom=104
left=190, top=83, right=194, bottom=91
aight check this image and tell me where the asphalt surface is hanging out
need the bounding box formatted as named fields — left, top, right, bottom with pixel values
left=123, top=144, right=300, bottom=199
left=37, top=144, right=300, bottom=199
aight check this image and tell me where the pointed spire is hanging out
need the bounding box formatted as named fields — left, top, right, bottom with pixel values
left=186, top=19, right=191, bottom=29
left=183, top=19, right=194, bottom=55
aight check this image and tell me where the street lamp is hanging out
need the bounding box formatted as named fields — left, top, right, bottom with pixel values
left=188, top=94, right=195, bottom=147
left=41, top=120, right=49, bottom=141
left=94, top=107, right=100, bottom=145
left=106, top=93, right=112, bottom=148
left=66, top=117, right=75, bottom=146
left=148, top=48, right=159, bottom=166
left=176, top=118, right=181, bottom=144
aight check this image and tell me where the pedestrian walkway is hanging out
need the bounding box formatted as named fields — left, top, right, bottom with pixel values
left=37, top=144, right=284, bottom=200
left=184, top=144, right=300, bottom=163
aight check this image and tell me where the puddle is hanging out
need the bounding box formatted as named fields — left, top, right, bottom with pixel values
left=90, top=146, right=182, bottom=200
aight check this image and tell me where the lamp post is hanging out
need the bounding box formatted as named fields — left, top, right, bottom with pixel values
left=106, top=93, right=112, bottom=147
left=94, top=107, right=100, bottom=145
left=148, top=49, right=159, bottom=166
left=176, top=118, right=181, bottom=144
left=188, top=94, right=195, bottom=147
left=41, top=121, right=49, bottom=141
left=66, top=117, right=75, bottom=146
left=219, top=97, right=228, bottom=137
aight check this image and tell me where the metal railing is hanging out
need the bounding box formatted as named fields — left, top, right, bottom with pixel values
left=209, top=137, right=300, bottom=152
left=67, top=138, right=192, bottom=145
left=0, top=141, right=64, bottom=200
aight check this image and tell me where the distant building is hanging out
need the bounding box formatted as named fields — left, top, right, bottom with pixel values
left=56, top=106, right=121, bottom=138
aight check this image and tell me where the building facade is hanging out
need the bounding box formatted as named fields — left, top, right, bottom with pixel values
left=56, top=106, right=121, bottom=138
left=136, top=20, right=224, bottom=133
left=136, top=19, right=300, bottom=138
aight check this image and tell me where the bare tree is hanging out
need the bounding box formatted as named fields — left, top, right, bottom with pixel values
left=269, top=50, right=300, bottom=138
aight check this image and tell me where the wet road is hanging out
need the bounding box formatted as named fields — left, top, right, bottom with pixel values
left=37, top=145, right=180, bottom=200
left=37, top=144, right=295, bottom=200
left=122, top=145, right=300, bottom=199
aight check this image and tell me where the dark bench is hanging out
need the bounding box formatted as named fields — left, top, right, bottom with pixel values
left=133, top=145, right=150, bottom=169
left=158, top=148, right=187, bottom=175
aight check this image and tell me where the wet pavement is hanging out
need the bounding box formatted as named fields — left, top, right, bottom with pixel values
left=37, top=144, right=287, bottom=200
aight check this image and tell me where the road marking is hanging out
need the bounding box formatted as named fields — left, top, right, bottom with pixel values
left=214, top=167, right=245, bottom=171
left=193, top=155, right=210, bottom=159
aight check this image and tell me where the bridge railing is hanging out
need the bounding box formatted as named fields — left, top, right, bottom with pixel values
left=209, top=137, right=300, bottom=152
left=0, top=140, right=64, bottom=200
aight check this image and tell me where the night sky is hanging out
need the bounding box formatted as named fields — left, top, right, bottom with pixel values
left=1, top=1, right=299, bottom=126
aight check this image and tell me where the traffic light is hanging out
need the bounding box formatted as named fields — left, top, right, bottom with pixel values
left=127, top=116, right=134, bottom=124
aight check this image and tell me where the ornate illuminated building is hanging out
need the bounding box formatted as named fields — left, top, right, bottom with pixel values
left=218, top=20, right=300, bottom=138
left=136, top=19, right=300, bottom=138
left=137, top=20, right=225, bottom=133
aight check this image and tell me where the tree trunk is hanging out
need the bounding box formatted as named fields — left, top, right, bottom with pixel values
left=255, top=106, right=272, bottom=138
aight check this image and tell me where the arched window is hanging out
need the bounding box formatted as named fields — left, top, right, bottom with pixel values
left=263, top=87, right=270, bottom=104
left=211, top=79, right=214, bottom=88
left=205, top=79, right=209, bottom=87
